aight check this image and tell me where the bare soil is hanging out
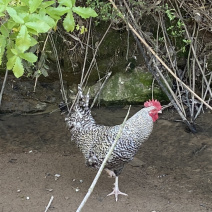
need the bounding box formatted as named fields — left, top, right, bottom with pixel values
left=0, top=106, right=212, bottom=212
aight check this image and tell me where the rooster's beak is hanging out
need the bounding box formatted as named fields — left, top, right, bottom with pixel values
left=158, top=110, right=162, bottom=114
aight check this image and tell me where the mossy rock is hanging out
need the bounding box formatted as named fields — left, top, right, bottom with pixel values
left=88, top=67, right=166, bottom=105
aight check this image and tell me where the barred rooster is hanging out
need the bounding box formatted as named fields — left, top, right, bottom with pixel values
left=61, top=86, right=162, bottom=201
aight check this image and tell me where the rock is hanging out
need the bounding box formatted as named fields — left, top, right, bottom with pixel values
left=86, top=67, right=166, bottom=105
left=0, top=75, right=63, bottom=114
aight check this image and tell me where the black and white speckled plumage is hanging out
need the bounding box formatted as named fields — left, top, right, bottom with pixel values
left=64, top=86, right=156, bottom=177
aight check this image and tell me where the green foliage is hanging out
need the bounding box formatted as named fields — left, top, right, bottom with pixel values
left=86, top=0, right=113, bottom=23
left=165, top=4, right=175, bottom=21
left=164, top=3, right=190, bottom=53
left=0, top=0, right=98, bottom=78
left=165, top=4, right=184, bottom=37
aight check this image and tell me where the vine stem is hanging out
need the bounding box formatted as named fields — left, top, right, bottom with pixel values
left=108, top=0, right=212, bottom=111
left=76, top=106, right=131, bottom=212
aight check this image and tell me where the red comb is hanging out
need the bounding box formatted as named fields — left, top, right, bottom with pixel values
left=144, top=99, right=162, bottom=110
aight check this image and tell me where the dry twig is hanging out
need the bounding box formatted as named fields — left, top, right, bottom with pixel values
left=0, top=69, right=8, bottom=106
left=44, top=196, right=54, bottom=212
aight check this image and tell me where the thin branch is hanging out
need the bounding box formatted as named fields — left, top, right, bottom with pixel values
left=159, top=14, right=186, bottom=117
left=81, top=22, right=112, bottom=87
left=191, top=23, right=197, bottom=122
left=34, top=33, right=50, bottom=92
left=90, top=71, right=112, bottom=109
left=80, top=19, right=92, bottom=85
left=49, top=33, right=69, bottom=110
left=44, top=196, right=54, bottom=212
left=76, top=106, right=131, bottom=212
left=195, top=72, right=212, bottom=120
left=0, top=69, right=8, bottom=106
left=151, top=78, right=155, bottom=100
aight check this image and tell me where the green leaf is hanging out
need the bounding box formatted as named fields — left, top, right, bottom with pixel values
left=72, top=6, right=97, bottom=19
left=30, top=36, right=38, bottom=46
left=7, top=54, right=17, bottom=70
left=46, top=6, right=69, bottom=20
left=0, top=0, right=10, bottom=14
left=0, top=5, right=7, bottom=14
left=6, top=7, right=24, bottom=24
left=2, top=0, right=12, bottom=4
left=29, top=0, right=42, bottom=13
left=17, top=11, right=29, bottom=20
left=19, top=52, right=37, bottom=63
left=20, top=0, right=29, bottom=5
left=13, top=57, right=24, bottom=78
left=80, top=26, right=87, bottom=34
left=58, top=0, right=72, bottom=8
left=40, top=68, right=48, bottom=77
left=14, top=6, right=29, bottom=14
left=0, top=35, right=7, bottom=65
left=40, top=1, right=55, bottom=8
left=63, top=11, right=75, bottom=32
left=26, top=21, right=51, bottom=33
left=5, top=18, right=17, bottom=30
left=0, top=24, right=9, bottom=37
left=16, top=25, right=31, bottom=52
left=41, top=15, right=56, bottom=28
left=11, top=48, right=18, bottom=55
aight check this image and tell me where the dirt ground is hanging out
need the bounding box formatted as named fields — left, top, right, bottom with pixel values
left=0, top=106, right=212, bottom=212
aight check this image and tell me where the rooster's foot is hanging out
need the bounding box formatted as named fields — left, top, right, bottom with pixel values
left=107, top=176, right=128, bottom=201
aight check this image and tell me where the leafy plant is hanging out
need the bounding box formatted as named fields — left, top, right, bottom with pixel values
left=0, top=0, right=97, bottom=78
left=86, top=0, right=113, bottom=24
left=164, top=3, right=191, bottom=53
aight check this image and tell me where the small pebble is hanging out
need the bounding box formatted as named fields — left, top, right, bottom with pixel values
left=17, top=189, right=21, bottom=193
left=55, top=174, right=61, bottom=180
left=26, top=197, right=30, bottom=200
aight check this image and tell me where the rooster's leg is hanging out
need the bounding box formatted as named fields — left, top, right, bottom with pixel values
left=107, top=176, right=128, bottom=201
left=105, top=168, right=116, bottom=178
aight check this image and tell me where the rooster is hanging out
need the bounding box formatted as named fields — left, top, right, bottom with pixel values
left=61, top=86, right=162, bottom=201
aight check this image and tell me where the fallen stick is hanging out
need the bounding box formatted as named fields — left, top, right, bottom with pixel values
left=44, top=196, right=54, bottom=212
